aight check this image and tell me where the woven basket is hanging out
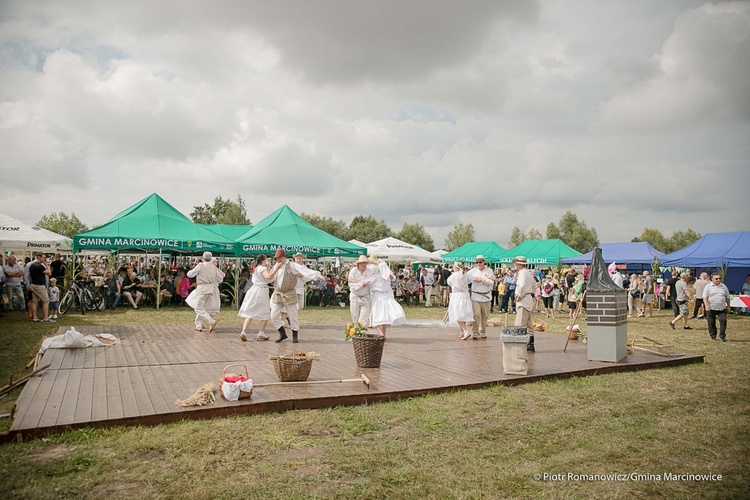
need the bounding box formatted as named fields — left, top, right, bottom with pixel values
left=219, top=364, right=253, bottom=400
left=272, top=355, right=314, bottom=382
left=352, top=335, right=385, bottom=368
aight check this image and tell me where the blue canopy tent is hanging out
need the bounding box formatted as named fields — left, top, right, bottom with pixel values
left=561, top=242, right=665, bottom=275
left=661, top=231, right=750, bottom=293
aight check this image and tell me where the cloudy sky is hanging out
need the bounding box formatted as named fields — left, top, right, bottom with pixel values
left=1, top=0, right=747, bottom=248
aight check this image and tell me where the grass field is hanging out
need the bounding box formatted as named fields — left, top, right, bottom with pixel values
left=1, top=302, right=748, bottom=498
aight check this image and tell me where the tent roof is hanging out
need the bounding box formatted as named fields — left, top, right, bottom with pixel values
left=365, top=236, right=443, bottom=264
left=0, top=214, right=73, bottom=252
left=560, top=242, right=665, bottom=265
left=73, top=193, right=236, bottom=254
left=442, top=241, right=506, bottom=263
left=198, top=224, right=253, bottom=241
left=236, top=205, right=366, bottom=258
left=661, top=231, right=750, bottom=267
left=497, top=239, right=581, bottom=265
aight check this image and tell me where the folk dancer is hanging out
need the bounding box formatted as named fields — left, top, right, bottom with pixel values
left=348, top=255, right=374, bottom=327
left=270, top=248, right=323, bottom=343
left=447, top=262, right=474, bottom=340
left=186, top=252, right=224, bottom=333
left=465, top=254, right=495, bottom=339
left=513, top=256, right=536, bottom=352
left=369, top=257, right=406, bottom=339
left=238, top=254, right=280, bottom=341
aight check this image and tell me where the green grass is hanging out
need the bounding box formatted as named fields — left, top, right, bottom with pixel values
left=1, top=303, right=749, bottom=498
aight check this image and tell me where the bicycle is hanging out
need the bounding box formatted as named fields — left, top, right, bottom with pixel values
left=59, top=279, right=105, bottom=315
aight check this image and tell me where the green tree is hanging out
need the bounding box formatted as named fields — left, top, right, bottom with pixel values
left=546, top=222, right=561, bottom=240
left=667, top=229, right=701, bottom=253
left=508, top=227, right=526, bottom=248
left=347, top=215, right=392, bottom=243
left=555, top=211, right=599, bottom=253
left=396, top=223, right=435, bottom=252
left=190, top=196, right=250, bottom=225
left=37, top=212, right=89, bottom=238
left=444, top=223, right=475, bottom=251
left=527, top=228, right=543, bottom=240
left=631, top=228, right=668, bottom=253
left=300, top=213, right=349, bottom=240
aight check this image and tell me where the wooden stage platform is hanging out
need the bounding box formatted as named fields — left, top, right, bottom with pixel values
left=8, top=322, right=704, bottom=440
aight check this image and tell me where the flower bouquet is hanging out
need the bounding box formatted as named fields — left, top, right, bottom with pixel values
left=344, top=322, right=368, bottom=341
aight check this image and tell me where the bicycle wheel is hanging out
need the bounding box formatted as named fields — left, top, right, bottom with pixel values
left=84, top=289, right=100, bottom=311
left=59, top=290, right=74, bottom=315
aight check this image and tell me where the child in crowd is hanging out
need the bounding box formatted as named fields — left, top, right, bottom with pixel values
left=48, top=278, right=60, bottom=319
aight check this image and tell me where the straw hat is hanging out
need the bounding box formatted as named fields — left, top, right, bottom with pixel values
left=512, top=255, right=528, bottom=265
left=474, top=254, right=486, bottom=263
left=293, top=252, right=305, bottom=259
left=356, top=255, right=370, bottom=265
left=368, top=255, right=380, bottom=264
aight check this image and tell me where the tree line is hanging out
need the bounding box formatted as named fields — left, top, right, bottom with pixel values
left=33, top=198, right=702, bottom=256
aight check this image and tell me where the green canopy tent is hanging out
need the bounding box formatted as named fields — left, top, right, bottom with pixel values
left=496, top=239, right=581, bottom=266
left=442, top=241, right=507, bottom=263
left=236, top=205, right=366, bottom=258
left=73, top=193, right=237, bottom=255
left=198, top=224, right=254, bottom=242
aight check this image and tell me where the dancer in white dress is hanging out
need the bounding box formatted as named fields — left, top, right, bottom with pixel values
left=238, top=254, right=280, bottom=341
left=447, top=262, right=474, bottom=340
left=369, top=258, right=406, bottom=339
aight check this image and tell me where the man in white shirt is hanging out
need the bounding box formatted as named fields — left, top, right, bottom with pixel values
left=465, top=255, right=495, bottom=339
left=186, top=252, right=225, bottom=332
left=513, top=256, right=536, bottom=352
left=422, top=268, right=435, bottom=307
left=271, top=248, right=324, bottom=343
left=348, top=255, right=374, bottom=327
left=3, top=255, right=26, bottom=312
left=702, top=273, right=731, bottom=342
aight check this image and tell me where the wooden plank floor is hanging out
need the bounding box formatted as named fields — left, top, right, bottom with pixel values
left=9, top=322, right=704, bottom=438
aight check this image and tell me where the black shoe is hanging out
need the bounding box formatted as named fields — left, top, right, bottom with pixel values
left=668, top=322, right=675, bottom=330
left=527, top=335, right=535, bottom=352
left=275, top=327, right=288, bottom=343
left=292, top=331, right=298, bottom=343
left=720, top=337, right=726, bottom=342
left=710, top=336, right=717, bottom=341
left=684, top=326, right=693, bottom=330
left=697, top=314, right=705, bottom=319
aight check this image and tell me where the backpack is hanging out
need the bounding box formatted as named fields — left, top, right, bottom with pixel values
left=543, top=283, right=553, bottom=294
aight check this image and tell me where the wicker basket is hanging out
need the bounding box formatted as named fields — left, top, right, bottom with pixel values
left=352, top=335, right=385, bottom=368
left=219, top=364, right=253, bottom=400
left=272, top=355, right=314, bottom=382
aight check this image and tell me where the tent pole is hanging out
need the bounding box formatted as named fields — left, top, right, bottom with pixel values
left=156, top=249, right=162, bottom=310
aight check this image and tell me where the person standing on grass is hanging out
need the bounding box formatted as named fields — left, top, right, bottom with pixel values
left=186, top=252, right=224, bottom=333
left=28, top=252, right=54, bottom=323
left=703, top=273, right=731, bottom=342
left=668, top=272, right=693, bottom=331
left=238, top=254, right=280, bottom=342
left=691, top=272, right=710, bottom=319
left=641, top=270, right=655, bottom=317
left=447, top=262, right=474, bottom=340
left=513, top=256, right=535, bottom=352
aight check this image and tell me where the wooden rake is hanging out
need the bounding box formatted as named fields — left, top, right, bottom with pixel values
left=253, top=373, right=371, bottom=390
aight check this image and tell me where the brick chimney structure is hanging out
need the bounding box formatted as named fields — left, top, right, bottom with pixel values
left=586, top=247, right=628, bottom=363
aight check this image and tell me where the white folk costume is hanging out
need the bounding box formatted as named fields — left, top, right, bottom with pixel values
left=270, top=258, right=322, bottom=342
left=237, top=265, right=271, bottom=320
left=186, top=260, right=224, bottom=331
left=447, top=270, right=473, bottom=324
left=465, top=262, right=495, bottom=337
left=370, top=262, right=406, bottom=327
left=348, top=260, right=374, bottom=327
left=512, top=256, right=536, bottom=352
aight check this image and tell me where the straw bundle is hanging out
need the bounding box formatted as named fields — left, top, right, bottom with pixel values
left=175, top=382, right=216, bottom=407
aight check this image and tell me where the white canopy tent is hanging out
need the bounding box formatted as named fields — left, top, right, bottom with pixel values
left=0, top=214, right=73, bottom=255
left=365, top=237, right=443, bottom=264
